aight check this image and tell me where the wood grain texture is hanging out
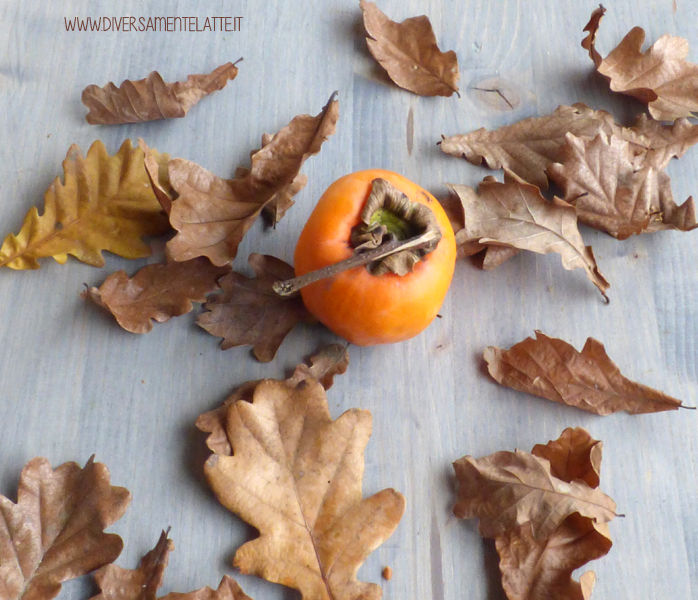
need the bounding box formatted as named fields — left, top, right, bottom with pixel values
left=0, top=1, right=696, bottom=600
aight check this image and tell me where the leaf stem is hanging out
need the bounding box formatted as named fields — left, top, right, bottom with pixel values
left=273, top=229, right=439, bottom=296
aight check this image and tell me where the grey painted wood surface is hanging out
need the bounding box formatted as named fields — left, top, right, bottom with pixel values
left=1, top=1, right=696, bottom=599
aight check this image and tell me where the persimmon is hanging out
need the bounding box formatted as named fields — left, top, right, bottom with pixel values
left=288, top=170, right=456, bottom=346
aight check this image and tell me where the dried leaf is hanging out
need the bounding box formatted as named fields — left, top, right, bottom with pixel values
left=200, top=376, right=405, bottom=600
left=453, top=449, right=616, bottom=540
left=532, top=427, right=602, bottom=488
left=84, top=257, right=231, bottom=334
left=496, top=514, right=611, bottom=600
left=196, top=344, right=350, bottom=456
left=82, top=62, right=240, bottom=125
left=583, top=7, right=698, bottom=121
left=630, top=113, right=698, bottom=170
left=549, top=133, right=657, bottom=238
left=91, top=531, right=252, bottom=600
left=0, top=141, right=170, bottom=270
left=448, top=173, right=610, bottom=298
left=0, top=456, right=131, bottom=600
left=482, top=246, right=520, bottom=270
left=197, top=254, right=315, bottom=362
left=646, top=171, right=697, bottom=232
left=360, top=0, right=459, bottom=97
left=139, top=139, right=176, bottom=215
left=440, top=103, right=619, bottom=189
left=167, top=94, right=339, bottom=265
left=484, top=330, right=686, bottom=415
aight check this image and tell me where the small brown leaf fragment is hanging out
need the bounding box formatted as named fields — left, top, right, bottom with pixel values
left=196, top=344, right=351, bottom=455
left=201, top=377, right=405, bottom=600
left=139, top=139, right=176, bottom=215
left=630, top=113, right=698, bottom=170
left=440, top=103, right=619, bottom=189
left=646, top=171, right=697, bottom=232
left=583, top=8, right=698, bottom=121
left=82, top=62, right=240, bottom=125
left=197, top=254, right=315, bottom=362
left=84, top=257, right=231, bottom=334
left=360, top=0, right=459, bottom=97
left=0, top=140, right=170, bottom=270
left=532, top=427, right=602, bottom=488
left=448, top=173, right=610, bottom=298
left=482, top=246, right=521, bottom=270
left=0, top=456, right=131, bottom=600
left=484, top=330, right=685, bottom=415
left=452, top=449, right=616, bottom=539
left=91, top=532, right=253, bottom=600
left=167, top=93, right=339, bottom=264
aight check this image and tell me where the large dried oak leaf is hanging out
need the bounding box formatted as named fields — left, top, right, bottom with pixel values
left=200, top=377, right=405, bottom=600
left=166, top=94, right=339, bottom=264
left=448, top=173, right=610, bottom=298
left=0, top=140, right=170, bottom=270
left=485, top=330, right=685, bottom=415
left=91, top=531, right=252, bottom=600
left=0, top=457, right=130, bottom=600
left=360, top=0, right=459, bottom=97
left=583, top=7, right=698, bottom=121
left=196, top=254, right=315, bottom=362
left=548, top=132, right=696, bottom=238
left=82, top=62, right=240, bottom=125
left=84, top=257, right=231, bottom=334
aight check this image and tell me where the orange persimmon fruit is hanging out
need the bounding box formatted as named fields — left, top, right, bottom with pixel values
left=293, top=169, right=456, bottom=346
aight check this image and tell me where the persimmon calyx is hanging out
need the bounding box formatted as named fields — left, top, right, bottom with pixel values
left=274, top=178, right=442, bottom=297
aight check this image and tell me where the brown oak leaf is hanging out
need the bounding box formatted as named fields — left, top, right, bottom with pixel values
left=196, top=344, right=350, bottom=456
left=82, top=62, right=240, bottom=125
left=447, top=172, right=610, bottom=298
left=548, top=133, right=696, bottom=238
left=0, top=456, right=131, bottom=600
left=91, top=530, right=252, bottom=600
left=360, top=0, right=459, bottom=97
left=583, top=7, right=698, bottom=121
left=630, top=113, right=698, bottom=170
left=166, top=93, right=339, bottom=265
left=440, top=103, right=622, bottom=189
left=139, top=139, right=176, bottom=215
left=452, top=449, right=616, bottom=540
left=200, top=376, right=405, bottom=600
left=455, top=428, right=614, bottom=600
left=196, top=254, right=315, bottom=362
left=0, top=140, right=170, bottom=270
left=484, top=330, right=686, bottom=415
left=83, top=257, right=231, bottom=334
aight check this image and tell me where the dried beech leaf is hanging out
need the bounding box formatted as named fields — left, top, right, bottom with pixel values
left=82, top=62, right=240, bottom=125
left=0, top=456, right=131, bottom=600
left=440, top=103, right=619, bottom=189
left=496, top=515, right=611, bottom=600
left=360, top=0, right=459, bottom=97
left=92, top=531, right=252, bottom=600
left=139, top=139, right=176, bottom=215
left=0, top=141, right=170, bottom=270
left=200, top=377, right=405, bottom=600
left=453, top=449, right=616, bottom=540
left=197, top=254, right=315, bottom=362
left=583, top=7, right=698, bottom=121
left=448, top=173, right=610, bottom=298
left=532, top=427, right=602, bottom=488
left=167, top=94, right=339, bottom=264
left=196, top=344, right=350, bottom=456
left=484, top=330, right=685, bottom=415
left=84, top=257, right=231, bottom=334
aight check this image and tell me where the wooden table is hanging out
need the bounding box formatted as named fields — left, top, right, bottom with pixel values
left=1, top=1, right=696, bottom=599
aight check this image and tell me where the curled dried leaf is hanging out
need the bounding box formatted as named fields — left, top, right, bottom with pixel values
left=0, top=456, right=130, bottom=600
left=583, top=7, right=698, bottom=121
left=448, top=172, right=610, bottom=298
left=139, top=139, right=176, bottom=215
left=484, top=330, right=686, bottom=415
left=196, top=254, right=315, bottom=362
left=167, top=93, right=339, bottom=264
left=0, top=140, right=170, bottom=270
left=200, top=377, right=405, bottom=600
left=82, top=62, right=240, bottom=125
left=360, top=0, right=459, bottom=97
left=84, top=257, right=231, bottom=334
